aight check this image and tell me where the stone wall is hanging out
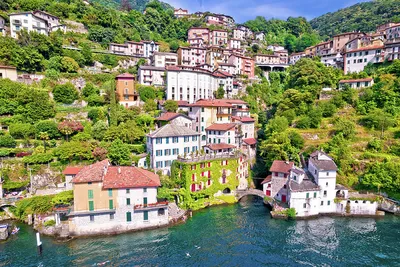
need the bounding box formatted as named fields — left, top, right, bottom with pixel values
left=336, top=200, right=378, bottom=216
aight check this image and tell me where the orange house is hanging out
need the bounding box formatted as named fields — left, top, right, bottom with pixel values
left=115, top=73, right=140, bottom=108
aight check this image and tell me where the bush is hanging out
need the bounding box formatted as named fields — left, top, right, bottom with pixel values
left=53, top=83, right=79, bottom=104
left=22, top=153, right=53, bottom=164
left=88, top=108, right=105, bottom=123
left=127, top=144, right=145, bottom=154
left=35, top=120, right=60, bottom=139
left=9, top=123, right=36, bottom=139
left=0, top=134, right=16, bottom=148
left=44, top=219, right=56, bottom=227
left=286, top=208, right=296, bottom=219
left=51, top=190, right=73, bottom=206
left=82, top=83, right=99, bottom=97
left=367, top=138, right=383, bottom=152
left=296, top=116, right=311, bottom=129
left=87, top=94, right=105, bottom=107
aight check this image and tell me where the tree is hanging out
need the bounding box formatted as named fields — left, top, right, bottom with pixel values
left=107, top=139, right=131, bottom=165
left=363, top=109, right=396, bottom=138
left=81, top=43, right=93, bottom=65
left=82, top=83, right=99, bottom=97
left=215, top=86, right=225, bottom=99
left=0, top=134, right=16, bottom=148
left=164, top=100, right=178, bottom=112
left=334, top=118, right=356, bottom=139
left=120, top=0, right=132, bottom=11
left=60, top=57, right=79, bottom=73
left=92, top=147, right=108, bottom=161
left=39, top=132, right=50, bottom=153
left=53, top=83, right=79, bottom=104
left=92, top=121, right=109, bottom=141
left=265, top=116, right=288, bottom=136
left=138, top=85, right=157, bottom=102
left=144, top=99, right=157, bottom=113
left=9, top=123, right=36, bottom=139
left=35, top=120, right=60, bottom=139
left=58, top=120, right=84, bottom=141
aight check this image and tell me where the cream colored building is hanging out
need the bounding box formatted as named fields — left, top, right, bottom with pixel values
left=0, top=66, right=17, bottom=81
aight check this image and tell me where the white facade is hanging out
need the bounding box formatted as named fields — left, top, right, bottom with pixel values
left=229, top=39, right=241, bottom=50
left=339, top=79, right=374, bottom=89
left=152, top=52, right=178, bottom=68
left=289, top=53, right=306, bottom=65
left=206, top=128, right=236, bottom=146
left=33, top=10, right=64, bottom=32
left=344, top=47, right=384, bottom=74
left=147, top=125, right=200, bottom=174
left=138, top=66, right=165, bottom=87
left=255, top=32, right=265, bottom=41
left=10, top=12, right=48, bottom=38
left=143, top=41, right=159, bottom=58
left=233, top=28, right=246, bottom=40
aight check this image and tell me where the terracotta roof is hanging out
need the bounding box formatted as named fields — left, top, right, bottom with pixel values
left=139, top=65, right=165, bottom=71
left=72, top=160, right=109, bottom=184
left=270, top=160, right=294, bottom=174
left=190, top=99, right=233, bottom=107
left=204, top=143, right=236, bottom=150
left=231, top=116, right=255, bottom=122
left=157, top=112, right=192, bottom=122
left=261, top=175, right=272, bottom=184
left=63, top=166, right=83, bottom=175
left=103, top=166, right=160, bottom=189
left=289, top=179, right=320, bottom=192
left=116, top=73, right=135, bottom=79
left=346, top=45, right=384, bottom=53
left=177, top=100, right=189, bottom=106
left=206, top=123, right=236, bottom=131
left=0, top=65, right=17, bottom=70
left=339, top=78, right=373, bottom=83
left=243, top=138, right=257, bottom=145
left=148, top=124, right=199, bottom=138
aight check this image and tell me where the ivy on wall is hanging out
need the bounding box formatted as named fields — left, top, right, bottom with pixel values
left=170, top=156, right=240, bottom=209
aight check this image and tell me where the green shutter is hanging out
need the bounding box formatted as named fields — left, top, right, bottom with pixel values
left=328, top=201, right=331, bottom=206
left=89, top=200, right=94, bottom=211
left=306, top=193, right=309, bottom=198
left=109, top=199, right=113, bottom=210
left=143, top=197, right=148, bottom=207
left=108, top=189, right=112, bottom=197
left=88, top=190, right=93, bottom=199
left=126, top=212, right=132, bottom=222
left=126, top=198, right=131, bottom=205
left=314, top=192, right=317, bottom=198
left=143, top=211, right=149, bottom=221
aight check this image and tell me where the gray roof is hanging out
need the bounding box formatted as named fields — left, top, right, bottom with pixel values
left=289, top=179, right=320, bottom=192
left=139, top=65, right=166, bottom=71
left=147, top=124, right=200, bottom=138
left=309, top=151, right=338, bottom=171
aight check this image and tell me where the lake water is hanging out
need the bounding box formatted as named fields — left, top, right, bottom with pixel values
left=1, top=196, right=400, bottom=267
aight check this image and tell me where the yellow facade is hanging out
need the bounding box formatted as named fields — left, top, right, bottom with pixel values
left=73, top=182, right=117, bottom=212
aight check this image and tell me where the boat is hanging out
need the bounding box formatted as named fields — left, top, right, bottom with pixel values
left=11, top=227, right=19, bottom=235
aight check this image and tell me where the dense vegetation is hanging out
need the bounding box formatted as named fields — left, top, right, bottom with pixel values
left=310, top=0, right=400, bottom=37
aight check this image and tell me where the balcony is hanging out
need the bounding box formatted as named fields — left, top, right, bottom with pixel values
left=134, top=201, right=168, bottom=211
left=12, top=20, right=21, bottom=25
left=68, top=208, right=115, bottom=216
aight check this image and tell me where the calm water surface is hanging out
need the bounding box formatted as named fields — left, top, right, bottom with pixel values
left=1, top=196, right=400, bottom=267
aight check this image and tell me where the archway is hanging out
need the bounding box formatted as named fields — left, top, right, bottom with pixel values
left=223, top=188, right=231, bottom=194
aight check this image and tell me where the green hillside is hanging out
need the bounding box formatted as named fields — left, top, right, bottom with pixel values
left=89, top=0, right=173, bottom=12
left=310, top=0, right=400, bottom=37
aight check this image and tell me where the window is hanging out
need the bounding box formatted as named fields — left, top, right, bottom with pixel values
left=364, top=58, right=367, bottom=62
left=126, top=189, right=130, bottom=194
left=108, top=189, right=113, bottom=197
left=87, top=199, right=95, bottom=211
left=173, top=148, right=179, bottom=155
left=201, top=117, right=204, bottom=122
left=201, top=127, right=204, bottom=132
left=156, top=150, right=163, bottom=156
left=126, top=198, right=131, bottom=205
left=328, top=200, right=331, bottom=206
left=90, top=215, right=95, bottom=222
left=144, top=211, right=149, bottom=221
left=165, top=149, right=171, bottom=156
left=166, top=137, right=169, bottom=144
left=324, top=190, right=327, bottom=197
left=321, top=201, right=324, bottom=206
left=303, top=203, right=307, bottom=208
left=144, top=188, right=147, bottom=193
left=143, top=197, right=148, bottom=207
left=165, top=160, right=171, bottom=167
left=201, top=107, right=204, bottom=112
left=126, top=212, right=132, bottom=222
left=184, top=136, right=189, bottom=142
left=313, top=192, right=317, bottom=198
left=326, top=182, right=328, bottom=186
left=306, top=193, right=309, bottom=198
left=109, top=199, right=114, bottom=210
left=158, top=208, right=165, bottom=216
left=156, top=138, right=162, bottom=144
left=173, top=137, right=179, bottom=143
left=88, top=190, right=93, bottom=199
left=110, top=214, right=114, bottom=220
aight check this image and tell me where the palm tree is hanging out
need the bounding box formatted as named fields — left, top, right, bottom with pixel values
left=39, top=132, right=50, bottom=153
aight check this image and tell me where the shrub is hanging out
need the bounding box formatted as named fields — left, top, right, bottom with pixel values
left=0, top=134, right=16, bottom=148
left=44, top=220, right=56, bottom=227
left=53, top=83, right=79, bottom=104
left=286, top=208, right=296, bottom=219
left=82, top=83, right=99, bottom=97
left=51, top=190, right=73, bottom=206
left=35, top=120, right=60, bottom=139
left=87, top=94, right=105, bottom=107
left=22, top=153, right=53, bottom=164
left=296, top=116, right=311, bottom=129
left=367, top=138, right=383, bottom=152
left=9, top=123, right=36, bottom=139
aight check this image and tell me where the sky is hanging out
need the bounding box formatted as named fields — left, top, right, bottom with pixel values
left=163, top=0, right=371, bottom=23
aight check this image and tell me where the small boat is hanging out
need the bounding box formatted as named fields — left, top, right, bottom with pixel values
left=11, top=227, right=19, bottom=235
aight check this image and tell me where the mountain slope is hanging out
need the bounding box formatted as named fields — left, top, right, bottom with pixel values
left=90, top=0, right=173, bottom=12
left=310, top=0, right=400, bottom=37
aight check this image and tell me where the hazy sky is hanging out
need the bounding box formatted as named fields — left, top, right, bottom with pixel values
left=164, top=0, right=371, bottom=23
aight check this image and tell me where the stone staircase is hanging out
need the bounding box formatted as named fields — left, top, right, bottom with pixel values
left=168, top=203, right=186, bottom=221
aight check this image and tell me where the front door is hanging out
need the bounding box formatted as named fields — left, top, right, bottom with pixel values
left=143, top=197, right=148, bottom=207
left=282, top=195, right=287, bottom=203
left=266, top=190, right=271, bottom=196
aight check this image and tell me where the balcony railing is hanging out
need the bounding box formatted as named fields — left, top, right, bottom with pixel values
left=134, top=201, right=168, bottom=211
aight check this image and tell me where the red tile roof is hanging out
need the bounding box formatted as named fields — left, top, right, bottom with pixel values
left=72, top=160, right=109, bottom=184
left=157, top=112, right=180, bottom=121
left=116, top=73, right=135, bottom=79
left=63, top=166, right=83, bottom=175
left=0, top=65, right=17, bottom=70
left=103, top=166, right=161, bottom=189
left=269, top=160, right=294, bottom=174
left=225, top=99, right=247, bottom=104
left=261, top=175, right=272, bottom=184
left=190, top=99, right=233, bottom=107
left=243, top=138, right=257, bottom=145
left=232, top=116, right=255, bottom=122
left=204, top=143, right=236, bottom=150
left=339, top=78, right=373, bottom=83
left=206, top=123, right=236, bottom=131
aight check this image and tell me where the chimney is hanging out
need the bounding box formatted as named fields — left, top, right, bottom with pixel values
left=118, top=167, right=121, bottom=174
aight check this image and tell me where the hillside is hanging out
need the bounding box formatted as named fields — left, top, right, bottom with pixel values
left=310, top=0, right=400, bottom=37
left=90, top=0, right=173, bottom=12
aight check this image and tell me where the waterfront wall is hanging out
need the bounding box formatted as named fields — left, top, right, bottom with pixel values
left=336, top=200, right=378, bottom=216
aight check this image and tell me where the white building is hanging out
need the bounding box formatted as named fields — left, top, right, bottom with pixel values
left=33, top=10, right=65, bottom=32
left=138, top=65, right=165, bottom=87
left=217, top=63, right=235, bottom=76
left=206, top=123, right=237, bottom=146
left=255, top=32, right=265, bottom=41
left=147, top=124, right=200, bottom=174
left=289, top=52, right=306, bottom=65
left=344, top=45, right=384, bottom=74
left=156, top=112, right=194, bottom=128
left=174, top=8, right=189, bottom=18
left=229, top=39, right=241, bottom=50
left=151, top=52, right=178, bottom=68
left=165, top=66, right=233, bottom=103
left=177, top=46, right=207, bottom=66
left=143, top=41, right=160, bottom=58
left=339, top=78, right=374, bottom=89
left=10, top=12, right=49, bottom=38
left=109, top=40, right=159, bottom=58
left=307, top=151, right=338, bottom=214
left=267, top=45, right=285, bottom=52
left=62, top=166, right=83, bottom=190
left=233, top=28, right=246, bottom=40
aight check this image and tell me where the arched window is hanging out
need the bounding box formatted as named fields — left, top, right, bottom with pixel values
left=158, top=208, right=165, bottom=216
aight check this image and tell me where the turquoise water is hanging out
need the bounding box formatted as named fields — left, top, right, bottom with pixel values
left=1, top=197, right=400, bottom=266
